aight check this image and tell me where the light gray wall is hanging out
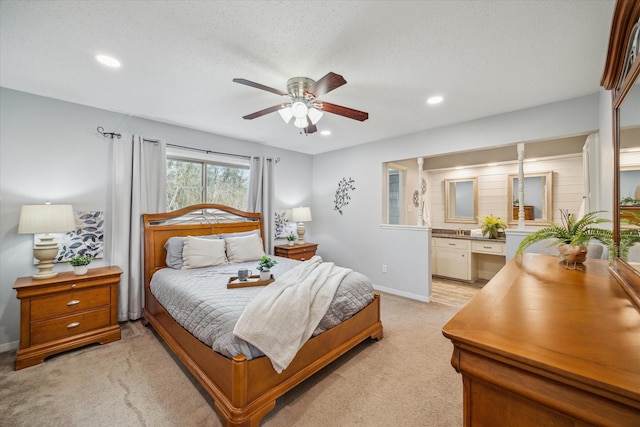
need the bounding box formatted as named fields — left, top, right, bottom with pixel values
left=0, top=88, right=312, bottom=350
left=312, top=93, right=607, bottom=301
left=0, top=88, right=616, bottom=350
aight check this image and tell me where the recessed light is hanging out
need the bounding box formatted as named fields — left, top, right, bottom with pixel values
left=320, top=130, right=331, bottom=136
left=426, top=95, right=444, bottom=105
left=95, top=54, right=121, bottom=68
left=455, top=166, right=464, bottom=170
left=487, top=163, right=498, bottom=167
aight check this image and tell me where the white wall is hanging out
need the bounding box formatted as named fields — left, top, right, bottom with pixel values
left=312, top=93, right=604, bottom=301
left=0, top=88, right=313, bottom=350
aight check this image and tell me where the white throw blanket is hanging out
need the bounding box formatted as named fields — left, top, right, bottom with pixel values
left=233, top=256, right=352, bottom=373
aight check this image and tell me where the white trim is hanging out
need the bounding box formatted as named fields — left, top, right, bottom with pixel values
left=0, top=340, right=19, bottom=353
left=166, top=146, right=251, bottom=167
left=373, top=284, right=430, bottom=302
left=379, top=224, right=430, bottom=231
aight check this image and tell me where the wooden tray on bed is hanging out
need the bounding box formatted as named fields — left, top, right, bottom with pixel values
left=227, top=275, right=274, bottom=288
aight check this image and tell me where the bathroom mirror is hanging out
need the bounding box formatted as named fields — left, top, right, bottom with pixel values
left=445, top=178, right=477, bottom=223
left=507, top=171, right=553, bottom=224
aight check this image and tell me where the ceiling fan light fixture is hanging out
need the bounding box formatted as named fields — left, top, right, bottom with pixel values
left=278, top=107, right=293, bottom=124
left=307, top=107, right=323, bottom=125
left=291, top=101, right=308, bottom=119
left=293, top=117, right=307, bottom=129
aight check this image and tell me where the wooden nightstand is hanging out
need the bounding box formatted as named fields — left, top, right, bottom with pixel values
left=13, top=266, right=122, bottom=370
left=274, top=242, right=318, bottom=261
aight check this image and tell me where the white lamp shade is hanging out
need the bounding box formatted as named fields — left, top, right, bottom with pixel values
left=18, top=204, right=76, bottom=234
left=291, top=101, right=308, bottom=119
left=307, top=107, right=324, bottom=125
left=293, top=117, right=308, bottom=129
left=291, top=206, right=312, bottom=222
left=278, top=107, right=293, bottom=124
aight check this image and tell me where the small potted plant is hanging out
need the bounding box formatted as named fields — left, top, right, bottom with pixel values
left=286, top=234, right=296, bottom=246
left=257, top=255, right=277, bottom=281
left=479, top=214, right=507, bottom=239
left=516, top=210, right=612, bottom=266
left=68, top=254, right=93, bottom=275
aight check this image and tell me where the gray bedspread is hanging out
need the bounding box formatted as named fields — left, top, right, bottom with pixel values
left=150, top=256, right=374, bottom=360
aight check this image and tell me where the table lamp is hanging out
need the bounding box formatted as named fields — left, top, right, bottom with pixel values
left=19, top=203, right=76, bottom=279
left=290, top=206, right=312, bottom=244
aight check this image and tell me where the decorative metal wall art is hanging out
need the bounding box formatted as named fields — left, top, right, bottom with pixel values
left=334, top=177, right=356, bottom=215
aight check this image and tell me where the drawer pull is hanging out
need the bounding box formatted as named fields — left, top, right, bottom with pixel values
left=67, top=300, right=80, bottom=306
left=67, top=322, right=80, bottom=329
left=483, top=246, right=492, bottom=249
left=71, top=284, right=77, bottom=289
left=448, top=243, right=456, bottom=246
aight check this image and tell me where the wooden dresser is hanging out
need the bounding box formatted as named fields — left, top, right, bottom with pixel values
left=442, top=254, right=640, bottom=426
left=274, top=242, right=318, bottom=261
left=13, top=266, right=122, bottom=369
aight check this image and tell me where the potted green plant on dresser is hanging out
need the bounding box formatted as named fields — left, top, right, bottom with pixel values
left=516, top=210, right=612, bottom=267
left=68, top=254, right=92, bottom=275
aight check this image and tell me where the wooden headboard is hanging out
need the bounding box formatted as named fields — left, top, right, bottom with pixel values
left=142, top=203, right=264, bottom=289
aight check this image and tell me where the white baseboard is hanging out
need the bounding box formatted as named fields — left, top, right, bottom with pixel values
left=373, top=284, right=430, bottom=302
left=0, top=340, right=18, bottom=354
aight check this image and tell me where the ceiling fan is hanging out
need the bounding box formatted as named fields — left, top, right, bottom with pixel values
left=233, top=72, right=368, bottom=135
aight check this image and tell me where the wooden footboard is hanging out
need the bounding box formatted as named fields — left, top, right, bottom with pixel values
left=142, top=204, right=383, bottom=426
left=143, top=290, right=382, bottom=427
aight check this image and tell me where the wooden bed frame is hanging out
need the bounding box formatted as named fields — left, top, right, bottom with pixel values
left=142, top=204, right=383, bottom=426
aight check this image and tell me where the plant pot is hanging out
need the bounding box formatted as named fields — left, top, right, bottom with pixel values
left=73, top=265, right=89, bottom=275
left=260, top=270, right=271, bottom=281
left=288, top=241, right=294, bottom=246
left=558, top=244, right=588, bottom=265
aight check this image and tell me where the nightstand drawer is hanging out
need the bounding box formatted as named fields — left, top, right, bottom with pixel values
left=30, top=286, right=111, bottom=321
left=31, top=308, right=111, bottom=345
left=288, top=252, right=312, bottom=261
left=274, top=243, right=318, bottom=261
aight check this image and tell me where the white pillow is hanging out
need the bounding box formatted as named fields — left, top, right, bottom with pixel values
left=182, top=236, right=228, bottom=269
left=225, top=234, right=265, bottom=263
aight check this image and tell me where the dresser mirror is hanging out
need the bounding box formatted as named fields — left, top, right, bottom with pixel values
left=444, top=178, right=477, bottom=223
left=602, top=0, right=640, bottom=306
left=618, top=86, right=640, bottom=266
left=506, top=171, right=553, bottom=224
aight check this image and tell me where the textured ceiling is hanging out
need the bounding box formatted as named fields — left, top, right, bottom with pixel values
left=0, top=1, right=616, bottom=155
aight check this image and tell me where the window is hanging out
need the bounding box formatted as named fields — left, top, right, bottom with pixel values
left=166, top=149, right=251, bottom=211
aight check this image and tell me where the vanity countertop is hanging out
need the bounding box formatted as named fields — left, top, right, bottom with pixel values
left=431, top=229, right=506, bottom=243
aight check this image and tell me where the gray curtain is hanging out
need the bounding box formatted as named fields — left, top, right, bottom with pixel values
left=110, top=134, right=167, bottom=321
left=248, top=157, right=275, bottom=254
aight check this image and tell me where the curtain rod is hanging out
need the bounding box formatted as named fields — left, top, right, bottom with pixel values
left=96, top=126, right=279, bottom=162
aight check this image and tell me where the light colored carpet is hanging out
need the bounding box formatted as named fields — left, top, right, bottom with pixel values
left=0, top=293, right=464, bottom=426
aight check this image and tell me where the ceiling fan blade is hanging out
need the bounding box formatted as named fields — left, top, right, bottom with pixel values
left=242, top=104, right=286, bottom=120
left=304, top=122, right=318, bottom=134
left=321, top=102, right=369, bottom=122
left=233, top=78, right=288, bottom=96
left=306, top=72, right=347, bottom=98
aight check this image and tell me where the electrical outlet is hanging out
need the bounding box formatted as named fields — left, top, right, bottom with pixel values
left=382, top=264, right=387, bottom=273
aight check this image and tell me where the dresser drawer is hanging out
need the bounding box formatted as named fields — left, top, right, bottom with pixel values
left=30, top=286, right=111, bottom=321
left=471, top=241, right=505, bottom=255
left=31, top=308, right=112, bottom=345
left=288, top=252, right=313, bottom=261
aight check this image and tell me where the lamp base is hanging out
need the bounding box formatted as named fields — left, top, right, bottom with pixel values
left=32, top=237, right=60, bottom=280
left=296, top=222, right=306, bottom=244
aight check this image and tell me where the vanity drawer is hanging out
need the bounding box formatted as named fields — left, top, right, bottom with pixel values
left=433, top=238, right=470, bottom=250
left=30, top=307, right=112, bottom=345
left=471, top=241, right=505, bottom=255
left=30, top=286, right=111, bottom=321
